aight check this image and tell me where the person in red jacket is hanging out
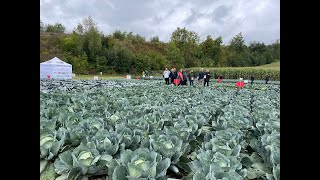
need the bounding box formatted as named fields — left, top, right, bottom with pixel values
left=177, top=69, right=184, bottom=86
left=217, top=76, right=222, bottom=83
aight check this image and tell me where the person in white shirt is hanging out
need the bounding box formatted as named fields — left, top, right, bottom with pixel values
left=163, top=68, right=170, bottom=85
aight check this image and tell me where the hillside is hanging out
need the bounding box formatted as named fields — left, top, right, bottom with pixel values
left=40, top=32, right=68, bottom=62
left=40, top=32, right=167, bottom=63
left=40, top=28, right=280, bottom=76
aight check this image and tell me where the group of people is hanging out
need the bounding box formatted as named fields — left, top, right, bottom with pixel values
left=163, top=68, right=214, bottom=86
left=163, top=68, right=272, bottom=86
left=142, top=70, right=149, bottom=77
left=250, top=74, right=270, bottom=84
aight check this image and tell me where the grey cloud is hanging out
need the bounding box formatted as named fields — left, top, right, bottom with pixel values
left=40, top=0, right=279, bottom=44
left=183, top=9, right=206, bottom=25
left=212, top=5, right=232, bottom=23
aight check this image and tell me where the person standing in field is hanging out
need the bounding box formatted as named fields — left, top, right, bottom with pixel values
left=198, top=68, right=205, bottom=85
left=169, top=68, right=176, bottom=84
left=174, top=68, right=178, bottom=81
left=203, top=69, right=212, bottom=86
left=177, top=69, right=184, bottom=86
left=163, top=68, right=170, bottom=85
left=217, top=75, right=222, bottom=83
left=145, top=69, right=149, bottom=77
left=251, top=75, right=255, bottom=85
left=142, top=70, right=145, bottom=78
left=181, top=68, right=188, bottom=85
left=188, top=70, right=195, bottom=86
left=265, top=74, right=270, bottom=84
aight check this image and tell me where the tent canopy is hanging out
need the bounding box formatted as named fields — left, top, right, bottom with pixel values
left=40, top=57, right=72, bottom=79
left=40, top=57, right=72, bottom=67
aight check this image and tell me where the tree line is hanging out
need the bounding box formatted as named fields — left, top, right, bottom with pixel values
left=40, top=17, right=280, bottom=74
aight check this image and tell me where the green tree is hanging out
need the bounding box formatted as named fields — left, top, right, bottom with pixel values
left=229, top=32, right=246, bottom=53
left=200, top=35, right=214, bottom=67
left=199, top=56, right=213, bottom=67
left=169, top=27, right=200, bottom=67
left=147, top=51, right=168, bottom=70
left=249, top=41, right=267, bottom=53
left=108, top=41, right=134, bottom=73
left=133, top=54, right=150, bottom=73
left=113, top=30, right=127, bottom=40
left=82, top=16, right=97, bottom=33
left=101, top=49, right=118, bottom=73
left=227, top=32, right=248, bottom=66
left=96, top=56, right=107, bottom=72
left=170, top=27, right=199, bottom=48
left=116, top=48, right=133, bottom=73
left=76, top=16, right=102, bottom=64
left=218, top=46, right=229, bottom=67
left=40, top=20, right=44, bottom=31
left=264, top=49, right=273, bottom=64
left=249, top=52, right=261, bottom=66
left=41, top=18, right=280, bottom=74
left=150, top=36, right=160, bottom=43
left=166, top=42, right=184, bottom=69
left=200, top=35, right=223, bottom=66
left=46, top=23, right=66, bottom=33
left=201, top=35, right=214, bottom=58
left=101, top=35, right=111, bottom=49
left=61, top=32, right=84, bottom=56
left=212, top=37, right=223, bottom=66
left=64, top=52, right=89, bottom=74
left=85, top=28, right=102, bottom=62
left=270, top=39, right=280, bottom=61
left=74, top=24, right=84, bottom=35
left=248, top=41, right=278, bottom=65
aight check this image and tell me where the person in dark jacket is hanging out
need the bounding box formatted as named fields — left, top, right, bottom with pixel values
left=251, top=75, right=255, bottom=85
left=265, top=74, right=270, bottom=84
left=198, top=68, right=205, bottom=85
left=204, top=70, right=212, bottom=86
left=173, top=68, right=178, bottom=79
left=188, top=70, right=195, bottom=86
left=169, top=68, right=177, bottom=84
left=181, top=68, right=188, bottom=85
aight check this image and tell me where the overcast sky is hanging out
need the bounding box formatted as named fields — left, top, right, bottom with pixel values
left=40, top=0, right=279, bottom=45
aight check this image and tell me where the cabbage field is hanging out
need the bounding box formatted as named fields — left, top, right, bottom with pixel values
left=40, top=80, right=280, bottom=180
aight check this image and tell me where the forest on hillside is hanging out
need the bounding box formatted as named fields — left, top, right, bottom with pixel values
left=40, top=17, right=280, bottom=74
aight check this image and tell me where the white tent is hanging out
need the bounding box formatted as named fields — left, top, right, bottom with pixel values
left=40, top=57, right=72, bottom=79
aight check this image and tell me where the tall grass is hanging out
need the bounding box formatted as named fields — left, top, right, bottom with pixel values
left=187, top=65, right=279, bottom=80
